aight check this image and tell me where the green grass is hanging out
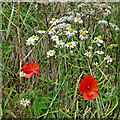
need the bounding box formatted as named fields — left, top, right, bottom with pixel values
left=1, top=2, right=119, bottom=119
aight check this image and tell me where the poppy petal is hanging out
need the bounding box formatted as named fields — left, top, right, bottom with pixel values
left=26, top=62, right=39, bottom=70
left=79, top=75, right=99, bottom=93
left=83, top=91, right=99, bottom=101
left=33, top=71, right=41, bottom=77
left=25, top=72, right=34, bottom=79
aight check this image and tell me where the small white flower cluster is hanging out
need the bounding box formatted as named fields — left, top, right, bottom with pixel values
left=26, top=35, right=39, bottom=45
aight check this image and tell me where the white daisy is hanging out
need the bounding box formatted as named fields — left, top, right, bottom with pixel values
left=19, top=71, right=26, bottom=77
left=37, top=30, right=46, bottom=34
left=79, top=32, right=88, bottom=40
left=54, top=40, right=64, bottom=48
left=104, top=55, right=113, bottom=63
left=93, top=35, right=104, bottom=46
left=74, top=17, right=83, bottom=24
left=93, top=62, right=98, bottom=66
left=65, top=41, right=76, bottom=49
left=20, top=98, right=30, bottom=107
left=49, top=18, right=59, bottom=25
left=48, top=29, right=56, bottom=35
left=47, top=50, right=55, bottom=58
left=84, top=51, right=91, bottom=57
left=66, top=28, right=77, bottom=37
left=51, top=35, right=59, bottom=41
left=28, top=35, right=39, bottom=41
left=26, top=39, right=34, bottom=45
left=95, top=50, right=104, bottom=55
left=79, top=28, right=88, bottom=34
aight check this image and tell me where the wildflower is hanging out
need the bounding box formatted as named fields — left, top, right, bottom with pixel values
left=104, top=55, right=113, bottom=63
left=66, top=28, right=77, bottom=37
left=65, top=41, right=76, bottom=49
left=51, top=35, right=59, bottom=41
left=92, top=62, right=98, bottom=66
left=93, top=35, right=104, bottom=46
left=28, top=35, right=39, bottom=41
left=88, top=46, right=93, bottom=49
left=19, top=71, right=26, bottom=77
left=79, top=75, right=99, bottom=101
left=98, top=20, right=107, bottom=25
left=49, top=18, right=59, bottom=25
left=47, top=50, right=55, bottom=58
left=20, top=98, right=30, bottom=107
left=54, top=40, right=64, bottom=48
left=79, top=28, right=88, bottom=34
left=79, top=32, right=88, bottom=40
left=48, top=29, right=56, bottom=35
left=23, top=62, right=41, bottom=79
left=37, top=30, right=46, bottom=34
left=74, top=17, right=83, bottom=24
left=95, top=50, right=104, bottom=55
left=26, top=39, right=35, bottom=45
left=84, top=51, right=91, bottom=57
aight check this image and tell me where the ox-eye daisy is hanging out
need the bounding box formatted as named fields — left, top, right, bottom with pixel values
left=49, top=18, right=59, bottom=25
left=19, top=71, right=26, bottom=77
left=79, top=32, right=88, bottom=40
left=51, top=35, right=59, bottom=41
left=74, top=17, right=83, bottom=24
left=20, top=98, right=30, bottom=107
left=28, top=35, right=39, bottom=41
left=66, top=28, right=77, bottom=37
left=26, top=39, right=34, bottom=45
left=95, top=50, right=104, bottom=55
left=79, top=28, right=88, bottom=33
left=104, top=55, right=113, bottom=63
left=37, top=30, right=46, bottom=34
left=48, top=29, right=56, bottom=35
left=47, top=50, right=55, bottom=58
left=93, top=62, right=98, bottom=66
left=54, top=40, right=64, bottom=48
left=65, top=41, right=76, bottom=49
left=84, top=51, right=91, bottom=57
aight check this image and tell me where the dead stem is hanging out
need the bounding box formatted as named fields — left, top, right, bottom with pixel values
left=18, top=0, right=22, bottom=118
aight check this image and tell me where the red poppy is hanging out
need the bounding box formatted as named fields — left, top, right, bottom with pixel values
left=23, top=62, right=41, bottom=79
left=79, top=75, right=99, bottom=101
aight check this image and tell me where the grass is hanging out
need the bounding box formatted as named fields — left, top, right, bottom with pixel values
left=1, top=2, right=120, bottom=119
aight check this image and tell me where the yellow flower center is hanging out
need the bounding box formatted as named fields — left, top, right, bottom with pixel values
left=95, top=63, right=98, bottom=66
left=50, top=29, right=53, bottom=32
left=49, top=52, right=53, bottom=54
left=77, top=19, right=80, bottom=22
left=31, top=35, right=35, bottom=39
left=69, top=28, right=73, bottom=33
left=52, top=18, right=56, bottom=22
left=58, top=41, right=62, bottom=43
left=28, top=41, right=32, bottom=43
left=40, top=30, right=43, bottom=32
left=54, top=37, right=57, bottom=39
left=98, top=35, right=102, bottom=40
left=23, top=101, right=27, bottom=104
left=82, top=28, right=86, bottom=31
left=21, top=73, right=25, bottom=76
left=98, top=51, right=101, bottom=53
left=58, top=44, right=61, bottom=47
left=107, top=57, right=110, bottom=60
left=82, top=32, right=86, bottom=37
left=68, top=42, right=72, bottom=46
left=87, top=52, right=90, bottom=55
